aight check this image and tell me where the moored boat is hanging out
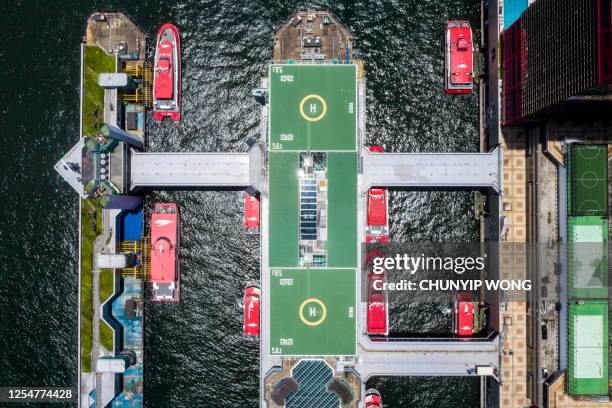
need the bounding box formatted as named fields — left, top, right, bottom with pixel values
left=153, top=23, right=181, bottom=122
left=452, top=292, right=475, bottom=336
left=364, top=388, right=383, bottom=408
left=150, top=203, right=180, bottom=302
left=244, top=191, right=260, bottom=235
left=452, top=292, right=488, bottom=337
left=366, top=250, right=389, bottom=336
left=444, top=20, right=474, bottom=94
left=365, top=145, right=390, bottom=243
left=243, top=284, right=260, bottom=339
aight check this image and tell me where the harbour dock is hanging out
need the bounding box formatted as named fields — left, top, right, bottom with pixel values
left=54, top=4, right=612, bottom=407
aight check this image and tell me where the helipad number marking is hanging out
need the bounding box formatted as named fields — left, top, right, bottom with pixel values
left=299, top=94, right=327, bottom=122
left=299, top=298, right=327, bottom=326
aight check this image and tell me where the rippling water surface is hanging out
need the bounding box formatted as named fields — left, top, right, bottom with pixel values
left=1, top=1, right=480, bottom=406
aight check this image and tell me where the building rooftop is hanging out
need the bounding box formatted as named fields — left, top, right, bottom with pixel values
left=274, top=9, right=352, bottom=62
left=86, top=12, right=146, bottom=59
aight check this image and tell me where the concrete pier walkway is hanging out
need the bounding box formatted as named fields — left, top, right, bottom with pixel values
left=361, top=146, right=502, bottom=193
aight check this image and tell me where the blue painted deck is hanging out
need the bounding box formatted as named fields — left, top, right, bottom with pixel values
left=504, top=0, right=528, bottom=29
left=102, top=205, right=144, bottom=407
left=111, top=275, right=144, bottom=407
left=89, top=389, right=96, bottom=408
left=120, top=208, right=143, bottom=242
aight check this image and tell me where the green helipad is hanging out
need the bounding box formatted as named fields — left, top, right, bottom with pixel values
left=267, top=63, right=359, bottom=357
left=268, top=64, right=357, bottom=152
left=269, top=268, right=356, bottom=356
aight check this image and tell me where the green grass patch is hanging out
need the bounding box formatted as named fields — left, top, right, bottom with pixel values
left=82, top=45, right=115, bottom=137
left=80, top=198, right=103, bottom=373
left=99, top=267, right=115, bottom=353
left=99, top=268, right=114, bottom=304
left=79, top=45, right=114, bottom=372
left=100, top=320, right=114, bottom=352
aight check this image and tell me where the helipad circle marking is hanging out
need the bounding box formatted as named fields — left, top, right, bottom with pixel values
left=299, top=298, right=327, bottom=326
left=299, top=94, right=327, bottom=122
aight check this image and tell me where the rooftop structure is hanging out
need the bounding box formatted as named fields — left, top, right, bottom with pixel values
left=274, top=9, right=352, bottom=62
left=494, top=1, right=612, bottom=405
left=53, top=13, right=150, bottom=408
left=266, top=63, right=358, bottom=358
left=86, top=12, right=146, bottom=59
left=502, top=0, right=612, bottom=125
left=260, top=9, right=503, bottom=407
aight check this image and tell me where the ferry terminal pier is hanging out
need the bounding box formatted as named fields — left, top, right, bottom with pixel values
left=55, top=4, right=612, bottom=407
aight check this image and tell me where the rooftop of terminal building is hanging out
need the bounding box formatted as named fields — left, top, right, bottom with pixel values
left=274, top=9, right=352, bottom=62
left=86, top=12, right=146, bottom=60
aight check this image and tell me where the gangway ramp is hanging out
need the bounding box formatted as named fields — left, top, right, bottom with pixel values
left=129, top=148, right=263, bottom=191
left=347, top=335, right=501, bottom=379
left=361, top=146, right=502, bottom=193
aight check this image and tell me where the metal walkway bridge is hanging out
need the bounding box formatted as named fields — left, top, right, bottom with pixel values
left=129, top=143, right=266, bottom=191
left=129, top=144, right=501, bottom=193
left=350, top=334, right=501, bottom=379
left=361, top=146, right=503, bottom=193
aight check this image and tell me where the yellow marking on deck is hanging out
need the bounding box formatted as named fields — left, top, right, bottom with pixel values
left=299, top=298, right=327, bottom=326
left=299, top=94, right=327, bottom=122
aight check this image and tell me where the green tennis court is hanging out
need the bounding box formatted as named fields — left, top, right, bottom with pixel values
left=268, top=64, right=357, bottom=152
left=568, top=300, right=609, bottom=396
left=269, top=268, right=356, bottom=356
left=569, top=145, right=608, bottom=216
left=568, top=216, right=608, bottom=299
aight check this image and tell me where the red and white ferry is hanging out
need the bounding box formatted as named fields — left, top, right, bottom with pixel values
left=243, top=284, right=260, bottom=339
left=366, top=145, right=389, bottom=244
left=366, top=250, right=388, bottom=336
left=244, top=191, right=260, bottom=235
left=150, top=203, right=180, bottom=302
left=444, top=20, right=474, bottom=94
left=153, top=23, right=181, bottom=122
left=364, top=388, right=383, bottom=408
left=452, top=292, right=475, bottom=336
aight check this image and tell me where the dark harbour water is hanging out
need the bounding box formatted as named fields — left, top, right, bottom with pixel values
left=0, top=1, right=480, bottom=407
